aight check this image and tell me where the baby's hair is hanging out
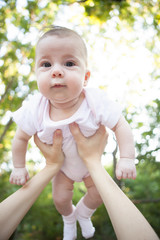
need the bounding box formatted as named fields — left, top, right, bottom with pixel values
left=38, top=25, right=81, bottom=40
left=37, top=25, right=88, bottom=63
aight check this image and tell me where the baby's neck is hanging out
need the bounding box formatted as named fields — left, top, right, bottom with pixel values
left=49, top=93, right=85, bottom=121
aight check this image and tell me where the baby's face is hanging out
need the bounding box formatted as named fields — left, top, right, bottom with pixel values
left=35, top=35, right=90, bottom=107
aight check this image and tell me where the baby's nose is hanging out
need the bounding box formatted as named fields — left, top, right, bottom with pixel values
left=51, top=65, right=64, bottom=78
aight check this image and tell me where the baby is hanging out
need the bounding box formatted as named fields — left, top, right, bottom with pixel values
left=10, top=26, right=136, bottom=240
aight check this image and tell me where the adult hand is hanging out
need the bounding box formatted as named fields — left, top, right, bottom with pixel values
left=34, top=129, right=64, bottom=168
left=69, top=123, right=108, bottom=166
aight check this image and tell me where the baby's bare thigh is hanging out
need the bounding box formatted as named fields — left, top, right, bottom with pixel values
left=83, top=175, right=102, bottom=198
left=52, top=170, right=74, bottom=193
left=83, top=175, right=102, bottom=208
left=83, top=175, right=95, bottom=189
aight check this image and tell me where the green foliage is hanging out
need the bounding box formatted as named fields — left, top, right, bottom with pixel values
left=134, top=99, right=160, bottom=163
left=17, top=183, right=63, bottom=240
left=78, top=0, right=160, bottom=33
left=122, top=161, right=160, bottom=236
left=0, top=0, right=59, bottom=162
left=83, top=0, right=135, bottom=26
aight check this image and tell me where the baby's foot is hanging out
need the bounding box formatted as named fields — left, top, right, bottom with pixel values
left=76, top=199, right=95, bottom=239
left=77, top=215, right=95, bottom=239
left=62, top=205, right=77, bottom=240
left=63, top=222, right=77, bottom=240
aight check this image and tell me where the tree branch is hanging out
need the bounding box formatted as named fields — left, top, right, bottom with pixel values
left=137, top=147, right=160, bottom=160
left=61, top=0, right=87, bottom=6
left=0, top=78, right=13, bottom=104
left=0, top=118, right=13, bottom=143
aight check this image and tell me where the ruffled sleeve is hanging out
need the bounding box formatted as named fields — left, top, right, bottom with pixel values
left=12, top=93, right=44, bottom=136
left=84, top=88, right=122, bottom=129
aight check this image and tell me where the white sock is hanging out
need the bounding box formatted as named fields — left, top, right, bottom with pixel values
left=76, top=198, right=96, bottom=239
left=62, top=205, right=77, bottom=240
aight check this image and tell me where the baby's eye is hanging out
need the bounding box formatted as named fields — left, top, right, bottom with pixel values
left=42, top=62, right=51, bottom=67
left=65, top=61, right=75, bottom=67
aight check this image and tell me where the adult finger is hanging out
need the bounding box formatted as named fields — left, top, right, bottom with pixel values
left=96, top=125, right=108, bottom=138
left=34, top=134, right=44, bottom=149
left=96, top=125, right=109, bottom=149
left=52, top=129, right=63, bottom=150
left=69, top=122, right=85, bottom=142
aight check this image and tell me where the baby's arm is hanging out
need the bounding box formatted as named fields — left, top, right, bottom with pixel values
left=10, top=127, right=31, bottom=185
left=112, top=115, right=136, bottom=180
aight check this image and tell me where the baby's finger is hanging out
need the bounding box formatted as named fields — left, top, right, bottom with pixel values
left=132, top=171, right=137, bottom=179
left=122, top=172, right=127, bottom=179
left=16, top=179, right=22, bottom=185
left=12, top=178, right=18, bottom=185
left=127, top=172, right=132, bottom=179
left=20, top=177, right=26, bottom=185
left=10, top=175, right=17, bottom=185
left=9, top=176, right=14, bottom=184
left=26, top=174, right=30, bottom=182
left=116, top=169, right=122, bottom=180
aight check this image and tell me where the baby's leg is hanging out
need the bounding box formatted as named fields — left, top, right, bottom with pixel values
left=83, top=175, right=103, bottom=209
left=76, top=176, right=102, bottom=239
left=52, top=170, right=74, bottom=216
left=52, top=171, right=76, bottom=240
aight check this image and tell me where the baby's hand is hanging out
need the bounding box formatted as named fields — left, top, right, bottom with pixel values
left=9, top=167, right=29, bottom=185
left=116, top=158, right=136, bottom=180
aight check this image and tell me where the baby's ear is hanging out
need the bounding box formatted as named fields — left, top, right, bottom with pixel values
left=84, top=71, right=90, bottom=86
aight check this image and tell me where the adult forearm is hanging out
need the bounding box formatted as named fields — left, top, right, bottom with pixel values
left=87, top=161, right=158, bottom=240
left=0, top=165, right=60, bottom=240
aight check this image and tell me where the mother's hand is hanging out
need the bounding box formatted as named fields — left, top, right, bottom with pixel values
left=69, top=123, right=108, bottom=166
left=34, top=130, right=64, bottom=168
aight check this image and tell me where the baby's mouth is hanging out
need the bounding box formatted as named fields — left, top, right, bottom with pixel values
left=52, top=84, right=66, bottom=88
